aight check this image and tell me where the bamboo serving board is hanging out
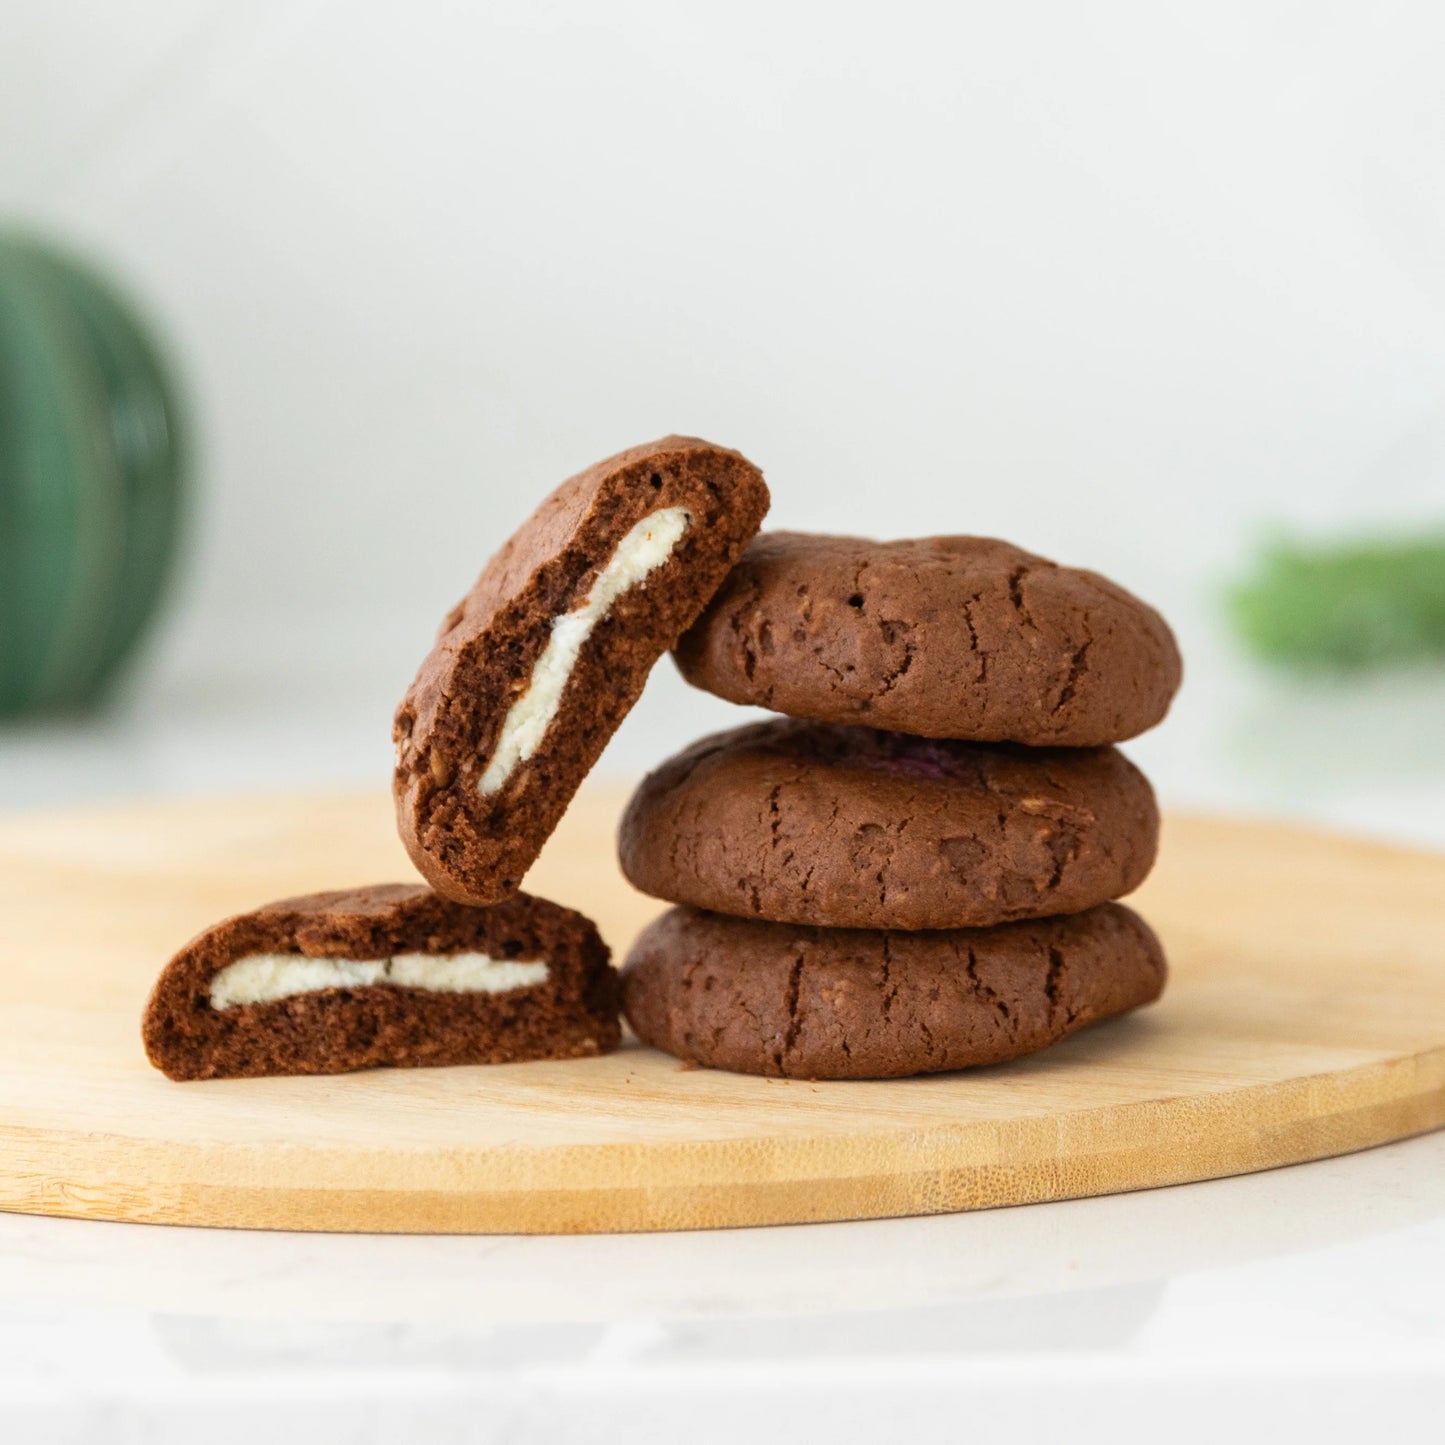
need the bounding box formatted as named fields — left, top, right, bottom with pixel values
left=0, top=788, right=1441, bottom=1234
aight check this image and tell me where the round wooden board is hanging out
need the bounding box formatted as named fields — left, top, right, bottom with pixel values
left=0, top=788, right=1442, bottom=1234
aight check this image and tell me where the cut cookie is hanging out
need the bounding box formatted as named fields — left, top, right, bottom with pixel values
left=622, top=902, right=1166, bottom=1079
left=674, top=533, right=1182, bottom=745
left=143, top=884, right=619, bottom=1080
left=619, top=720, right=1158, bottom=930
left=395, top=436, right=769, bottom=904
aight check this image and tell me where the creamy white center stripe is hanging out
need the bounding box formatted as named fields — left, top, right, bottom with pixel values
left=208, top=952, right=550, bottom=1010
left=478, top=506, right=692, bottom=795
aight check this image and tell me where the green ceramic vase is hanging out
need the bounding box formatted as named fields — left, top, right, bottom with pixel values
left=0, top=234, right=188, bottom=715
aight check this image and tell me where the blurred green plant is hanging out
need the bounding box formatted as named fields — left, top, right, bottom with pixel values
left=0, top=233, right=188, bottom=715
left=1229, top=532, right=1445, bottom=672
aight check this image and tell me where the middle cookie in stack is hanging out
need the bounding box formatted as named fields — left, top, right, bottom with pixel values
left=617, top=531, right=1182, bottom=1079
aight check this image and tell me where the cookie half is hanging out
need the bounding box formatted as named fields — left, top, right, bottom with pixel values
left=619, top=721, right=1158, bottom=930
left=674, top=532, right=1182, bottom=745
left=623, top=903, right=1165, bottom=1079
left=143, top=884, right=619, bottom=1080
left=395, top=436, right=769, bottom=904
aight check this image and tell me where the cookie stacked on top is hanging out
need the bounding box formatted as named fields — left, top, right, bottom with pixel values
left=618, top=533, right=1182, bottom=1079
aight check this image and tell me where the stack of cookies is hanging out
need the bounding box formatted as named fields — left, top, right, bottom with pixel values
left=618, top=532, right=1182, bottom=1079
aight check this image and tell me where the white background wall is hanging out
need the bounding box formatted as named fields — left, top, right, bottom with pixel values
left=4, top=1, right=1444, bottom=836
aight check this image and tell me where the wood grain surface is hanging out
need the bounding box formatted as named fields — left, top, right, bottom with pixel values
left=0, top=788, right=1441, bottom=1234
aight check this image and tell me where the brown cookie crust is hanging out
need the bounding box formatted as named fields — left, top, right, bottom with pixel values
left=143, top=884, right=619, bottom=1081
left=622, top=903, right=1166, bottom=1079
left=394, top=436, right=769, bottom=905
left=619, top=721, right=1158, bottom=930
left=674, top=533, right=1182, bottom=745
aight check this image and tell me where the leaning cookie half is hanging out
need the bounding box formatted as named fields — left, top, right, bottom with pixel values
left=395, top=435, right=770, bottom=905
left=143, top=884, right=619, bottom=1080
left=622, top=903, right=1165, bottom=1080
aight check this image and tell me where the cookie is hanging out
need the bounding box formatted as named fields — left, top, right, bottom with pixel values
left=622, top=902, right=1165, bottom=1079
left=394, top=436, right=769, bottom=904
left=143, top=884, right=619, bottom=1080
left=674, top=533, right=1182, bottom=745
left=619, top=720, right=1158, bottom=930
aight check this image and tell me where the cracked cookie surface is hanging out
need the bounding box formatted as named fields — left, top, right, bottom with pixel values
left=618, top=720, right=1158, bottom=929
left=622, top=902, right=1166, bottom=1079
left=673, top=532, right=1182, bottom=745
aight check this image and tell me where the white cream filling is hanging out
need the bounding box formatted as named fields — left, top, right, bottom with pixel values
left=208, top=951, right=550, bottom=1010
left=478, top=506, right=692, bottom=795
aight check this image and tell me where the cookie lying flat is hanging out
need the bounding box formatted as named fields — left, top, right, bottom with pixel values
left=143, top=884, right=619, bottom=1080
left=619, top=721, right=1158, bottom=930
left=674, top=533, right=1182, bottom=746
left=395, top=436, right=769, bottom=905
left=623, top=903, right=1165, bottom=1079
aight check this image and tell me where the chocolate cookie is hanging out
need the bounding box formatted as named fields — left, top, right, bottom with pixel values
left=622, top=903, right=1166, bottom=1079
left=395, top=436, right=770, bottom=905
left=619, top=721, right=1158, bottom=930
left=143, top=884, right=619, bottom=1080
left=674, top=533, right=1182, bottom=745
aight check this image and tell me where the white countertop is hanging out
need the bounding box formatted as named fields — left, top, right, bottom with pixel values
left=3, top=1132, right=1443, bottom=1442
left=3, top=640, right=1444, bottom=1440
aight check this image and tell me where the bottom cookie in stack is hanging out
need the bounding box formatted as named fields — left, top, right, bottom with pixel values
left=622, top=903, right=1164, bottom=1080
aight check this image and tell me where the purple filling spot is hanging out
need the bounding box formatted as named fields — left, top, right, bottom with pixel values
left=811, top=728, right=977, bottom=780
left=865, top=752, right=961, bottom=780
